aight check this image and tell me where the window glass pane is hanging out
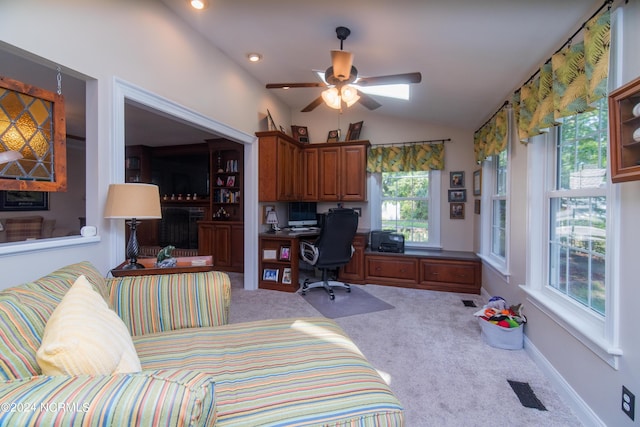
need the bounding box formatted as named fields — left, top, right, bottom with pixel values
left=557, top=100, right=608, bottom=190
left=491, top=199, right=506, bottom=257
left=496, top=150, right=507, bottom=195
left=549, top=196, right=606, bottom=315
left=381, top=171, right=429, bottom=244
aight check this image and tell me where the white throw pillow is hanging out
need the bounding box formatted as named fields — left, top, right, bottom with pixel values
left=36, top=275, right=141, bottom=375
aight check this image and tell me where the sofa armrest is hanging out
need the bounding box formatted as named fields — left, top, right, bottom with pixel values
left=0, top=369, right=216, bottom=426
left=107, top=271, right=231, bottom=337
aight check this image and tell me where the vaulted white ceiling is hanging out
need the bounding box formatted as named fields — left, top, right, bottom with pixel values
left=161, top=0, right=603, bottom=130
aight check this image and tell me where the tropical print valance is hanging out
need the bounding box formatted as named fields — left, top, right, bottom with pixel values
left=473, top=104, right=508, bottom=164
left=474, top=8, right=610, bottom=159
left=367, top=143, right=445, bottom=173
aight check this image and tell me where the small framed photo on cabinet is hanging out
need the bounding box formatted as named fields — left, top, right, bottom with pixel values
left=327, top=129, right=340, bottom=142
left=263, top=268, right=279, bottom=282
left=282, top=268, right=292, bottom=284
left=279, top=246, right=291, bottom=261
left=291, top=126, right=309, bottom=143
left=346, top=121, right=363, bottom=141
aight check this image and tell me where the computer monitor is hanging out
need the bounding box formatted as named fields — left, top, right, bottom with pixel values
left=287, top=202, right=318, bottom=227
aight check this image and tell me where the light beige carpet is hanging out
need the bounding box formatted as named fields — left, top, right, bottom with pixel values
left=226, top=273, right=582, bottom=426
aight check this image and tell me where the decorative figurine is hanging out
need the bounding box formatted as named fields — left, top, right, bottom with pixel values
left=156, top=245, right=177, bottom=268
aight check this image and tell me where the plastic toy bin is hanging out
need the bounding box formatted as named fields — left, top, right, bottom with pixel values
left=478, top=318, right=523, bottom=350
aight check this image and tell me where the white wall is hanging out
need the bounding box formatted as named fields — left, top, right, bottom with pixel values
left=480, top=2, right=640, bottom=426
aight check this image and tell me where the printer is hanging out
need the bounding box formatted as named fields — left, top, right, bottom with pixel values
left=370, top=230, right=405, bottom=253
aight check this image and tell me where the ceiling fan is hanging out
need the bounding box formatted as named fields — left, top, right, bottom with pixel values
left=266, top=26, right=422, bottom=112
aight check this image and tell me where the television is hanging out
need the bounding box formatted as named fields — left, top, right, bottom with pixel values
left=288, top=202, right=318, bottom=227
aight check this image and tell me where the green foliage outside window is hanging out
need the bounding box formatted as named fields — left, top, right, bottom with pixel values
left=381, top=171, right=429, bottom=243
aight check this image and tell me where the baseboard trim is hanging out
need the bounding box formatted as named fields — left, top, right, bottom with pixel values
left=524, top=335, right=605, bottom=427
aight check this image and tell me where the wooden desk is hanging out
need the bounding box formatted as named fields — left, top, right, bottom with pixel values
left=111, top=256, right=214, bottom=277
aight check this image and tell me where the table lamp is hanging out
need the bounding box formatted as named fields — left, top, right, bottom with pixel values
left=104, top=183, right=162, bottom=269
left=266, top=209, right=280, bottom=233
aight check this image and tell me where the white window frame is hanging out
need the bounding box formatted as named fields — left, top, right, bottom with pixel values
left=368, top=170, right=441, bottom=249
left=479, top=148, right=510, bottom=276
left=522, top=129, right=622, bottom=369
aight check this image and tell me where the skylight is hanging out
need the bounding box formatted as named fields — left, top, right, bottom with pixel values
left=314, top=71, right=410, bottom=100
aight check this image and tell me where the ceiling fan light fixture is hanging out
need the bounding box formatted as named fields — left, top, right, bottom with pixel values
left=341, top=85, right=360, bottom=107
left=331, top=50, right=354, bottom=81
left=321, top=87, right=342, bottom=110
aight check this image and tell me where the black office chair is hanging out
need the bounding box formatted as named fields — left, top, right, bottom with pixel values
left=299, top=208, right=359, bottom=300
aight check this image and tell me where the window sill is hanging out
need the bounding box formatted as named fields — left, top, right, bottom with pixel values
left=477, top=253, right=510, bottom=279
left=519, top=285, right=622, bottom=369
left=0, top=235, right=101, bottom=256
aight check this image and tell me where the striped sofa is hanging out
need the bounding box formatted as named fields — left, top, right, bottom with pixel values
left=0, top=261, right=404, bottom=426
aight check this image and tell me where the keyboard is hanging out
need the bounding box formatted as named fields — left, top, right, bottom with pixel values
left=291, top=227, right=310, bottom=231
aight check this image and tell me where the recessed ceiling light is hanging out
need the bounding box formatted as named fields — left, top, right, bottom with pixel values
left=247, top=53, right=262, bottom=63
left=190, top=0, right=208, bottom=10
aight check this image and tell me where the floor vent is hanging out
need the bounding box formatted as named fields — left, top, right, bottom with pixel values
left=462, top=299, right=477, bottom=307
left=507, top=380, right=547, bottom=411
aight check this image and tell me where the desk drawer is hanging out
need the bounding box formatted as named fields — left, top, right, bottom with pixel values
left=422, top=263, right=476, bottom=284
left=365, top=255, right=418, bottom=284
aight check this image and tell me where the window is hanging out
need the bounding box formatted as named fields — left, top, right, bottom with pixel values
left=548, top=99, right=608, bottom=315
left=374, top=170, right=440, bottom=247
left=524, top=97, right=620, bottom=367
left=491, top=150, right=508, bottom=259
left=480, top=147, right=509, bottom=274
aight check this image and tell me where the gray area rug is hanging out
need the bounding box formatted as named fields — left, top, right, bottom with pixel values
left=299, top=285, right=395, bottom=318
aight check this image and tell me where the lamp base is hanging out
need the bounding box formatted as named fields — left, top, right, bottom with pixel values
left=122, top=261, right=145, bottom=270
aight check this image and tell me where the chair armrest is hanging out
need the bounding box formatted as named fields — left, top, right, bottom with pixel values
left=0, top=369, right=216, bottom=426
left=106, top=271, right=231, bottom=337
left=300, top=240, right=319, bottom=265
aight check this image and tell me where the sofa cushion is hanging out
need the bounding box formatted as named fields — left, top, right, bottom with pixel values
left=0, top=262, right=110, bottom=380
left=134, top=317, right=404, bottom=426
left=5, top=216, right=43, bottom=241
left=37, top=275, right=141, bottom=376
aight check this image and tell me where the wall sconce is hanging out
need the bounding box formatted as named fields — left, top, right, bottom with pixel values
left=0, top=75, right=66, bottom=191
left=104, top=183, right=162, bottom=269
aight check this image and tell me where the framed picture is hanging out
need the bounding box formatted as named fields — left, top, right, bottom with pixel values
left=291, top=125, right=309, bottom=143
left=263, top=268, right=279, bottom=282
left=450, top=203, right=465, bottom=219
left=448, top=189, right=467, bottom=203
left=327, top=129, right=340, bottom=142
left=282, top=268, right=292, bottom=284
left=346, top=121, right=363, bottom=141
left=450, top=171, right=465, bottom=188
left=474, top=199, right=481, bottom=215
left=279, top=246, right=291, bottom=261
left=473, top=169, right=482, bottom=196
left=226, top=176, right=235, bottom=187
left=262, top=249, right=277, bottom=260
left=0, top=191, right=49, bottom=211
left=266, top=109, right=277, bottom=131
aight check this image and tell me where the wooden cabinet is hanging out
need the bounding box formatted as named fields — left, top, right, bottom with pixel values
left=338, top=233, right=367, bottom=282
left=258, top=233, right=300, bottom=292
left=361, top=251, right=482, bottom=294
left=318, top=143, right=368, bottom=201
left=609, top=76, right=640, bottom=183
left=257, top=131, right=368, bottom=202
left=365, top=255, right=419, bottom=286
left=302, top=147, right=318, bottom=200
left=258, top=131, right=301, bottom=201
left=198, top=221, right=244, bottom=272
left=420, top=258, right=480, bottom=294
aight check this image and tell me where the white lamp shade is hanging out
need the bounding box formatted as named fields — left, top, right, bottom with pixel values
left=341, top=85, right=360, bottom=107
left=266, top=209, right=279, bottom=225
left=104, top=183, right=162, bottom=219
left=322, top=87, right=342, bottom=110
